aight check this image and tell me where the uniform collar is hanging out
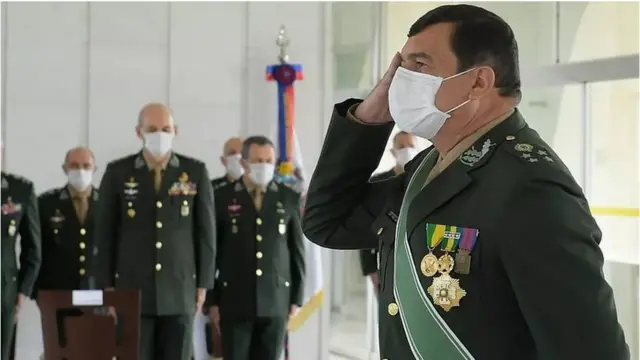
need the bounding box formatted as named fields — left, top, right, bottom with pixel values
left=135, top=150, right=179, bottom=170
left=67, top=184, right=92, bottom=199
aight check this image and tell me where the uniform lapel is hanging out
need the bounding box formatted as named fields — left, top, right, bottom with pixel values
left=259, top=182, right=279, bottom=215
left=158, top=154, right=181, bottom=198
left=58, top=187, right=81, bottom=229
left=233, top=180, right=258, bottom=217
left=405, top=110, right=527, bottom=238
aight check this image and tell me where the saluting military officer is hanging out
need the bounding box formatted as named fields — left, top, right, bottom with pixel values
left=303, top=5, right=629, bottom=360
left=205, top=136, right=305, bottom=360
left=93, top=103, right=216, bottom=360
left=1, top=142, right=42, bottom=360
left=360, top=131, right=418, bottom=294
left=211, top=137, right=244, bottom=191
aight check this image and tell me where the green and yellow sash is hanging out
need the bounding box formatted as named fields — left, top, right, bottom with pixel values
left=393, top=150, right=475, bottom=360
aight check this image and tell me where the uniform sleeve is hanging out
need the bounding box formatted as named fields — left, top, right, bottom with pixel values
left=288, top=193, right=306, bottom=306
left=205, top=189, right=225, bottom=310
left=17, top=181, right=42, bottom=296
left=32, top=194, right=48, bottom=299
left=302, top=99, right=402, bottom=250
left=194, top=165, right=216, bottom=289
left=359, top=249, right=378, bottom=276
left=501, top=177, right=629, bottom=360
left=92, top=163, right=119, bottom=288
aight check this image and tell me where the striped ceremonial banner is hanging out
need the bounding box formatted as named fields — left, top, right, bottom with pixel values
left=267, top=26, right=324, bottom=358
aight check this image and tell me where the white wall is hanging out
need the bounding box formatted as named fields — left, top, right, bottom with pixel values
left=1, top=2, right=332, bottom=360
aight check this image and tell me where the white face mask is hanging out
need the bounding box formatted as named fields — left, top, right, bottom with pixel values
left=394, top=147, right=418, bottom=168
left=143, top=131, right=174, bottom=157
left=225, top=154, right=244, bottom=180
left=388, top=67, right=474, bottom=139
left=67, top=169, right=93, bottom=192
left=247, top=163, right=275, bottom=187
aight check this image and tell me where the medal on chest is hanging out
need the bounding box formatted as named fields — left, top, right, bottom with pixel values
left=422, top=224, right=470, bottom=312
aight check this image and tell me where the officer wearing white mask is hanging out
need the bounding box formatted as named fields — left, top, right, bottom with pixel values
left=303, top=4, right=628, bottom=360
left=195, top=136, right=244, bottom=360
left=211, top=137, right=244, bottom=191
left=93, top=102, right=216, bottom=360
left=204, top=135, right=305, bottom=360
left=31, top=147, right=98, bottom=358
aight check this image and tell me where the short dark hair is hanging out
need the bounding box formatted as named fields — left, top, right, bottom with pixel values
left=409, top=5, right=521, bottom=102
left=241, top=136, right=274, bottom=159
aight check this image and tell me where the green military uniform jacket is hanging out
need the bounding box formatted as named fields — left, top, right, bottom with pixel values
left=359, top=169, right=396, bottom=277
left=302, top=99, right=629, bottom=360
left=33, top=186, right=99, bottom=298
left=1, top=172, right=42, bottom=299
left=93, top=151, right=216, bottom=315
left=206, top=179, right=305, bottom=319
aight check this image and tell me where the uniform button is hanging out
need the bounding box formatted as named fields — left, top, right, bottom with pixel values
left=223, top=282, right=227, bottom=287
left=232, top=218, right=237, bottom=224
left=256, top=252, right=263, bottom=259
left=115, top=273, right=119, bottom=279
left=79, top=242, right=86, bottom=249
left=79, top=269, right=86, bottom=276
left=256, top=218, right=262, bottom=225
left=155, top=264, right=162, bottom=271
left=53, top=229, right=59, bottom=234
left=156, top=221, right=162, bottom=229
left=11, top=277, right=16, bottom=282
left=256, top=234, right=263, bottom=242
left=79, top=255, right=85, bottom=262
left=388, top=302, right=399, bottom=316
left=156, top=201, right=162, bottom=208
left=256, top=269, right=263, bottom=276
left=377, top=227, right=384, bottom=235
left=156, top=242, right=162, bottom=249
left=285, top=281, right=290, bottom=287
left=80, top=228, right=87, bottom=236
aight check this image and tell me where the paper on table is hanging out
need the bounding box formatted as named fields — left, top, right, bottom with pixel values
left=72, top=290, right=104, bottom=306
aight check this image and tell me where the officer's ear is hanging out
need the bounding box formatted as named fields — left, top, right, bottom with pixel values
left=135, top=126, right=144, bottom=140
left=220, top=156, right=227, bottom=167
left=390, top=148, right=397, bottom=158
left=172, top=125, right=179, bottom=137
left=61, top=164, right=67, bottom=175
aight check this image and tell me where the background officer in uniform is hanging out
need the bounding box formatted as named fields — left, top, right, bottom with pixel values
left=303, top=5, right=629, bottom=360
left=360, top=131, right=417, bottom=294
left=32, top=147, right=99, bottom=355
left=1, top=142, right=42, bottom=360
left=211, top=137, right=244, bottom=191
left=94, top=103, right=216, bottom=360
left=206, top=136, right=305, bottom=360
left=194, top=138, right=244, bottom=359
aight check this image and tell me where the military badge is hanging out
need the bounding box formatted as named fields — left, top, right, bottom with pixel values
left=8, top=220, right=16, bottom=236
left=459, top=139, right=495, bottom=166
left=231, top=225, right=238, bottom=234
left=278, top=219, right=286, bottom=235
left=169, top=173, right=197, bottom=196
left=227, top=200, right=242, bottom=214
left=454, top=227, right=479, bottom=275
left=181, top=200, right=190, bottom=217
left=127, top=209, right=136, bottom=218
left=514, top=143, right=533, bottom=152
left=2, top=197, right=22, bottom=215
left=427, top=273, right=467, bottom=312
left=124, top=177, right=139, bottom=199
left=51, top=210, right=65, bottom=224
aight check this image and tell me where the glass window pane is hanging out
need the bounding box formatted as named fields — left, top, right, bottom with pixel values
left=588, top=78, right=639, bottom=265
left=518, top=84, right=585, bottom=186
left=559, top=2, right=639, bottom=63
left=589, top=78, right=639, bottom=208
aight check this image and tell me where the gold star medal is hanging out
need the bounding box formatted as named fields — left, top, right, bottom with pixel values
left=427, top=273, right=467, bottom=312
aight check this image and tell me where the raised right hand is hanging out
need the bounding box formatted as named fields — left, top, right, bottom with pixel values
left=354, top=52, right=403, bottom=124
left=209, top=305, right=220, bottom=332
